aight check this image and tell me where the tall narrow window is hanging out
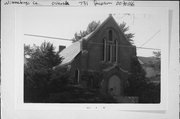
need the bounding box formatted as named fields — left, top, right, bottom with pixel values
left=103, top=38, right=106, bottom=61
left=107, top=43, right=111, bottom=61
left=109, top=30, right=113, bottom=41
left=113, top=41, right=116, bottom=62
left=110, top=45, right=113, bottom=62
left=106, top=43, right=109, bottom=61
left=75, top=69, right=80, bottom=84
left=115, top=40, right=118, bottom=62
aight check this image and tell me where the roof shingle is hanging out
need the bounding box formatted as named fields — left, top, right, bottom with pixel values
left=59, top=41, right=81, bottom=66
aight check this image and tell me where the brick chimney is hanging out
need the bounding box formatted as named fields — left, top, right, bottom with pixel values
left=59, top=45, right=66, bottom=52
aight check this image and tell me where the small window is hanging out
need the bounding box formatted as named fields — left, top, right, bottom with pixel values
left=75, top=69, right=80, bottom=84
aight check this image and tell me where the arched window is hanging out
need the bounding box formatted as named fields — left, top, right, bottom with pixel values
left=109, top=30, right=113, bottom=41
left=103, top=30, right=118, bottom=63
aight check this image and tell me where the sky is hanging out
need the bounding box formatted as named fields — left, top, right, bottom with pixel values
left=22, top=7, right=164, bottom=57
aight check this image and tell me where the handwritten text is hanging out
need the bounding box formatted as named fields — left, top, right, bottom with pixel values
left=51, top=1, right=69, bottom=6
left=3, top=0, right=135, bottom=7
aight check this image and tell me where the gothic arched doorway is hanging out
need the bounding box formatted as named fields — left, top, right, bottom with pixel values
left=108, top=75, right=121, bottom=97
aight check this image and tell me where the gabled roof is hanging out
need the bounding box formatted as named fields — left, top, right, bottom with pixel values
left=57, top=14, right=132, bottom=67
left=58, top=41, right=81, bottom=66
left=138, top=56, right=159, bottom=65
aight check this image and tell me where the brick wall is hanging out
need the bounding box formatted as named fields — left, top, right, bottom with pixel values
left=80, top=17, right=135, bottom=73
left=69, top=17, right=137, bottom=95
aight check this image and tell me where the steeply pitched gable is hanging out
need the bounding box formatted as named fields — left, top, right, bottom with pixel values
left=57, top=14, right=133, bottom=66
left=83, top=14, right=132, bottom=45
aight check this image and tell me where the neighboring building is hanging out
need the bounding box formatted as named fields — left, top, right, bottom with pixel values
left=55, top=14, right=137, bottom=100
left=138, top=56, right=160, bottom=83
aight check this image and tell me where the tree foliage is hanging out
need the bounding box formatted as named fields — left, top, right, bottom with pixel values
left=119, top=22, right=134, bottom=43
left=81, top=71, right=103, bottom=89
left=47, top=71, right=115, bottom=103
left=24, top=42, right=62, bottom=102
left=72, top=21, right=100, bottom=42
left=151, top=51, right=161, bottom=72
left=125, top=57, right=146, bottom=96
left=125, top=57, right=160, bottom=103
left=24, top=42, right=115, bottom=103
left=45, top=69, right=116, bottom=103
left=153, top=51, right=161, bottom=58
left=24, top=42, right=111, bottom=103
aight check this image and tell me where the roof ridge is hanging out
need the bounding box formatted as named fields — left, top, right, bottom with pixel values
left=83, top=14, right=133, bottom=45
left=77, top=14, right=113, bottom=42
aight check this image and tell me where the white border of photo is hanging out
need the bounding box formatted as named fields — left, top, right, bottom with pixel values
left=14, top=6, right=168, bottom=111
left=2, top=1, right=179, bottom=119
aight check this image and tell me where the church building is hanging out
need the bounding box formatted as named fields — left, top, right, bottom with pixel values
left=55, top=14, right=137, bottom=99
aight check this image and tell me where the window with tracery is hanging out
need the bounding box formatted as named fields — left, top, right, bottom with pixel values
left=103, top=30, right=118, bottom=63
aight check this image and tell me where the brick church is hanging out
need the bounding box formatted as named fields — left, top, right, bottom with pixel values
left=55, top=14, right=137, bottom=100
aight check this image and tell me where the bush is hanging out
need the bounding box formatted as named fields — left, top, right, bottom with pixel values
left=138, top=83, right=160, bottom=103
left=46, top=85, right=116, bottom=103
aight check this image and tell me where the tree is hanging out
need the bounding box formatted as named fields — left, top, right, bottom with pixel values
left=153, top=51, right=161, bottom=58
left=125, top=56, right=160, bottom=103
left=72, top=21, right=100, bottom=42
left=86, top=21, right=101, bottom=34
left=24, top=42, right=62, bottom=102
left=72, top=20, right=134, bottom=44
left=25, top=42, right=62, bottom=70
left=152, top=51, right=161, bottom=71
left=119, top=22, right=134, bottom=43
left=125, top=57, right=146, bottom=97
left=24, top=44, right=33, bottom=57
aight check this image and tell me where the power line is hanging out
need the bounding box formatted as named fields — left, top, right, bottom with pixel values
left=24, top=34, right=73, bottom=41
left=136, top=47, right=160, bottom=50
left=24, top=34, right=160, bottom=50
left=140, top=30, right=161, bottom=47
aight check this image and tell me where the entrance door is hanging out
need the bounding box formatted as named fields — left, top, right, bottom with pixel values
left=108, top=75, right=121, bottom=97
